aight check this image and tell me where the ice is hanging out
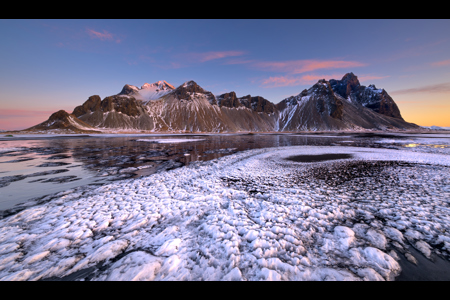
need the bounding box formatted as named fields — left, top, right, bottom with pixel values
left=415, top=241, right=432, bottom=259
left=136, top=138, right=205, bottom=144
left=333, top=226, right=356, bottom=250
left=222, top=267, right=243, bottom=281
left=0, top=145, right=449, bottom=280
left=356, top=268, right=385, bottom=281
left=365, top=229, right=387, bottom=250
left=155, top=239, right=181, bottom=256
left=94, top=251, right=162, bottom=281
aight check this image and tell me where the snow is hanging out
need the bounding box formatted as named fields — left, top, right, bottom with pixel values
left=0, top=147, right=26, bottom=153
left=0, top=145, right=449, bottom=281
left=122, top=81, right=175, bottom=103
left=136, top=138, right=205, bottom=144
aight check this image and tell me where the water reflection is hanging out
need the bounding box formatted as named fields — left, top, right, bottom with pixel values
left=1, top=132, right=447, bottom=212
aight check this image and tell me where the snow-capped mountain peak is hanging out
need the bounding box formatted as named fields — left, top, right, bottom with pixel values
left=141, top=81, right=175, bottom=91
left=118, top=81, right=175, bottom=102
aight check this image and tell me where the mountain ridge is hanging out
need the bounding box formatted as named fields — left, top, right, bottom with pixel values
left=21, top=74, right=421, bottom=133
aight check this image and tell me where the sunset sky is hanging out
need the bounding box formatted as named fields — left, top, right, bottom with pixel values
left=1, top=19, right=449, bottom=130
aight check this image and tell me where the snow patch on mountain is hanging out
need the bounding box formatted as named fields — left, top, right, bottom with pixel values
left=119, top=81, right=175, bottom=103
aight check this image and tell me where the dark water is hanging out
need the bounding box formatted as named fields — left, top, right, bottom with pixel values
left=285, top=153, right=353, bottom=162
left=395, top=245, right=450, bottom=281
left=1, top=132, right=450, bottom=281
left=0, top=133, right=380, bottom=211
left=0, top=132, right=446, bottom=212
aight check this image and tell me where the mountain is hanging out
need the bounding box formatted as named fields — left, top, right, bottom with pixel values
left=275, top=76, right=418, bottom=131
left=24, top=75, right=420, bottom=133
left=23, top=110, right=101, bottom=134
left=68, top=80, right=276, bottom=132
left=329, top=73, right=403, bottom=119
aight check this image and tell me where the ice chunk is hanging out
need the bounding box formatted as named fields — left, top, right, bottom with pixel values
left=244, top=230, right=259, bottom=242
left=365, top=229, right=387, bottom=250
left=221, top=267, right=243, bottom=281
left=136, top=139, right=204, bottom=144
left=155, top=238, right=181, bottom=256
left=334, top=226, right=355, bottom=250
left=98, top=251, right=161, bottom=281
left=89, top=239, right=129, bottom=263
left=356, top=268, right=385, bottom=281
left=383, top=227, right=404, bottom=245
left=22, top=251, right=50, bottom=265
left=363, top=247, right=400, bottom=280
left=415, top=240, right=432, bottom=259
left=258, top=268, right=281, bottom=281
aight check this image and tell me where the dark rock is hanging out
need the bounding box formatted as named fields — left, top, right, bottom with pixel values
left=100, top=95, right=141, bottom=117
left=217, top=92, right=242, bottom=108
left=330, top=73, right=403, bottom=120
left=238, top=95, right=276, bottom=114
left=118, top=84, right=139, bottom=96
left=172, top=81, right=217, bottom=105
left=72, top=95, right=102, bottom=117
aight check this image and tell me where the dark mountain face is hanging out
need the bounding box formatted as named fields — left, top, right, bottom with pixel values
left=73, top=95, right=144, bottom=120
left=27, top=74, right=419, bottom=133
left=100, top=96, right=141, bottom=117
left=329, top=73, right=403, bottom=120
left=118, top=84, right=138, bottom=96
left=309, top=79, right=344, bottom=120
left=72, top=95, right=102, bottom=117
left=172, top=81, right=217, bottom=105
left=238, top=95, right=277, bottom=114
left=329, top=72, right=361, bottom=99
left=216, top=93, right=276, bottom=114
left=275, top=77, right=418, bottom=131
left=217, top=92, right=242, bottom=109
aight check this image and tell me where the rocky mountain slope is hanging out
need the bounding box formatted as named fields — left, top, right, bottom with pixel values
left=23, top=110, right=101, bottom=134
left=329, top=73, right=403, bottom=119
left=23, top=74, right=420, bottom=133
left=275, top=75, right=418, bottom=131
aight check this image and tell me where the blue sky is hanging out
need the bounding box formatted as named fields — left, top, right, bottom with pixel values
left=1, top=19, right=450, bottom=129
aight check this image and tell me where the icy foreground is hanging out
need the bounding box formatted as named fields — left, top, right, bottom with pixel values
left=0, top=146, right=449, bottom=281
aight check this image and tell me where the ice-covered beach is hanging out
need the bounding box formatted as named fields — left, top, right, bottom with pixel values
left=1, top=141, right=450, bottom=281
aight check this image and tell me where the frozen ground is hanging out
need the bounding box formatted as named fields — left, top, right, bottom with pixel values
left=0, top=144, right=449, bottom=281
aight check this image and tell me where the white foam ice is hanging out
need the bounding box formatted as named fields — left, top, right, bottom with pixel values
left=136, top=138, right=205, bottom=144
left=0, top=145, right=449, bottom=281
left=0, top=147, right=26, bottom=154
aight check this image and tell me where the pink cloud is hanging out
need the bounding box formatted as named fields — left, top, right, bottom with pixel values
left=259, top=73, right=390, bottom=88
left=260, top=73, right=345, bottom=88
left=224, top=58, right=255, bottom=65
left=260, top=76, right=305, bottom=88
left=253, top=59, right=367, bottom=74
left=86, top=28, right=121, bottom=43
left=185, top=51, right=246, bottom=63
left=431, top=59, right=450, bottom=67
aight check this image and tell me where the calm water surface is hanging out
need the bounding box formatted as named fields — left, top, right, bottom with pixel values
left=0, top=132, right=447, bottom=212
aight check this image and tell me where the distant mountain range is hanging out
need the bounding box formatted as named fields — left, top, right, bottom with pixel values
left=23, top=73, right=420, bottom=133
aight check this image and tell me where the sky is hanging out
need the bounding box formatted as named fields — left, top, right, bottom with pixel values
left=1, top=19, right=449, bottom=130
